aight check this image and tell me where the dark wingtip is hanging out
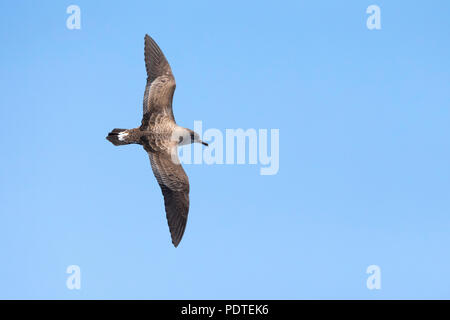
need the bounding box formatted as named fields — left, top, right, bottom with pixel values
left=145, top=34, right=152, bottom=43
left=172, top=237, right=181, bottom=248
left=171, top=231, right=183, bottom=248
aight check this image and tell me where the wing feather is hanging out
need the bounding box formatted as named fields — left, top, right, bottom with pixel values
left=142, top=35, right=176, bottom=128
left=147, top=148, right=189, bottom=247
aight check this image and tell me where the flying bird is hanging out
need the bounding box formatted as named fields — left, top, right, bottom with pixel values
left=107, top=35, right=207, bottom=247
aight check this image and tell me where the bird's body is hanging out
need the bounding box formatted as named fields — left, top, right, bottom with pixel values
left=106, top=35, right=207, bottom=247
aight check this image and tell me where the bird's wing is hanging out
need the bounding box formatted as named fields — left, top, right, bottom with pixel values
left=146, top=146, right=190, bottom=247
left=141, top=35, right=177, bottom=129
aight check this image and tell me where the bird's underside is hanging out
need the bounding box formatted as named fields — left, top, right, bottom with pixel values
left=106, top=34, right=191, bottom=247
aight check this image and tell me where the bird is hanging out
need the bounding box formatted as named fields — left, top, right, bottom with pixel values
left=106, top=35, right=208, bottom=247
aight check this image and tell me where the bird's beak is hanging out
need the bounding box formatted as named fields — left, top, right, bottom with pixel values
left=201, top=141, right=208, bottom=146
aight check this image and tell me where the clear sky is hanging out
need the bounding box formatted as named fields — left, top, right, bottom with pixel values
left=1, top=1, right=449, bottom=299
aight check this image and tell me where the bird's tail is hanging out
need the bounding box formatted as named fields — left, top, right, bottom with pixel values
left=106, top=128, right=132, bottom=146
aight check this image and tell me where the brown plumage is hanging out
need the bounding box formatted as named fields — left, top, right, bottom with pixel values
left=106, top=35, right=207, bottom=247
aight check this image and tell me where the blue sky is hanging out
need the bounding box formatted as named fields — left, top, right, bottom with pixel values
left=0, top=1, right=449, bottom=299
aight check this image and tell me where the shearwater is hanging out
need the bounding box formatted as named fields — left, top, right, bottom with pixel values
left=107, top=35, right=208, bottom=247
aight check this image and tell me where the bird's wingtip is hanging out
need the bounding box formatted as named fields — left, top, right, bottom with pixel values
left=172, top=236, right=182, bottom=247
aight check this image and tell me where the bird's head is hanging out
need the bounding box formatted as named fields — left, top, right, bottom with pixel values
left=174, top=127, right=208, bottom=146
left=189, top=130, right=208, bottom=146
